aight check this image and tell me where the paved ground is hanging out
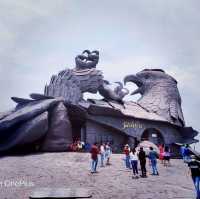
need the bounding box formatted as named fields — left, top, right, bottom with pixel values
left=0, top=152, right=195, bottom=199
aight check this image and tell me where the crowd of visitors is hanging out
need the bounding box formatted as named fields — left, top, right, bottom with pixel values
left=74, top=139, right=200, bottom=198
left=123, top=144, right=159, bottom=179
left=122, top=142, right=174, bottom=179
left=89, top=141, right=173, bottom=178
left=69, top=140, right=93, bottom=152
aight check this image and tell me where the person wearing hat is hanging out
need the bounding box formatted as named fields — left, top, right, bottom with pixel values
left=188, top=155, right=200, bottom=199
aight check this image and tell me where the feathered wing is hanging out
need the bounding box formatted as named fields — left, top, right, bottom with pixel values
left=138, top=86, right=184, bottom=125
left=45, top=69, right=82, bottom=104
left=169, top=99, right=185, bottom=126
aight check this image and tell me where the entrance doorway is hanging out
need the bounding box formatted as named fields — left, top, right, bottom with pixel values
left=141, top=128, right=164, bottom=145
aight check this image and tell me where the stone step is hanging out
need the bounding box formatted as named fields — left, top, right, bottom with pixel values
left=29, top=188, right=92, bottom=199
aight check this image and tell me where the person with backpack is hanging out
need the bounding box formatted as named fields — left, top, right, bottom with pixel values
left=148, top=146, right=159, bottom=175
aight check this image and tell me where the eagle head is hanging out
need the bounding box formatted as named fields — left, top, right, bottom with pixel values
left=124, top=69, right=185, bottom=127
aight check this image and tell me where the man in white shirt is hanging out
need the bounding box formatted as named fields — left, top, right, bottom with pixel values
left=100, top=143, right=105, bottom=167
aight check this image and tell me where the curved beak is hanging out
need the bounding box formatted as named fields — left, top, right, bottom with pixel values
left=124, top=75, right=144, bottom=95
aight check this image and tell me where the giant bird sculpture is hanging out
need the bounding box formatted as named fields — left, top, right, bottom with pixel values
left=0, top=50, right=128, bottom=153
left=0, top=51, right=198, bottom=154
left=124, top=69, right=185, bottom=126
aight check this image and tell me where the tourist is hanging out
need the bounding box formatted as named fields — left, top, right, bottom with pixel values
left=85, top=143, right=91, bottom=152
left=158, top=144, right=164, bottom=164
left=100, top=143, right=105, bottom=167
left=105, top=142, right=112, bottom=165
left=72, top=141, right=78, bottom=151
left=163, top=146, right=171, bottom=167
left=148, top=146, right=159, bottom=175
left=180, top=144, right=186, bottom=161
left=130, top=148, right=139, bottom=179
left=124, top=144, right=131, bottom=169
left=138, top=147, right=147, bottom=177
left=77, top=140, right=82, bottom=152
left=184, top=144, right=191, bottom=163
left=90, top=142, right=99, bottom=173
left=81, top=141, right=85, bottom=151
left=187, top=155, right=200, bottom=199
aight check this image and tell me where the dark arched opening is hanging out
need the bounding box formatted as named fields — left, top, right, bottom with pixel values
left=141, top=128, right=164, bottom=145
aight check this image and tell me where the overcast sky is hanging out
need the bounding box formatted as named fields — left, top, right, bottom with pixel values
left=0, top=0, right=199, bottom=147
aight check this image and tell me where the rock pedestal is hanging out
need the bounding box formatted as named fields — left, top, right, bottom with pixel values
left=41, top=102, right=72, bottom=152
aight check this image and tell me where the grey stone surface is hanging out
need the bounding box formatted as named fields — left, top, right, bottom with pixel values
left=0, top=112, right=48, bottom=151
left=30, top=188, right=92, bottom=198
left=0, top=99, right=59, bottom=131
left=84, top=99, right=169, bottom=123
left=41, top=102, right=72, bottom=152
left=86, top=121, right=126, bottom=152
left=11, top=97, right=34, bottom=104
left=124, top=69, right=185, bottom=126
left=85, top=114, right=182, bottom=153
left=29, top=93, right=54, bottom=100
left=0, top=109, right=15, bottom=120
left=0, top=153, right=195, bottom=199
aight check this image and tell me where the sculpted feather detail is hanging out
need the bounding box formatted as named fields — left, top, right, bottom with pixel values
left=124, top=69, right=185, bottom=126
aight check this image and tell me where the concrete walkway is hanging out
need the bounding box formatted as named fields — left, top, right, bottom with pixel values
left=0, top=153, right=195, bottom=199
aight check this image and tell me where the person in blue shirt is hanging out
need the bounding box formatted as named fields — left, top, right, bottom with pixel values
left=184, top=144, right=191, bottom=163
left=180, top=144, right=186, bottom=161
left=148, top=147, right=159, bottom=175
